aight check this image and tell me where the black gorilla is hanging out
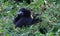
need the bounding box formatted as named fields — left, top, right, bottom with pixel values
left=14, top=0, right=33, bottom=4
left=13, top=8, right=42, bottom=28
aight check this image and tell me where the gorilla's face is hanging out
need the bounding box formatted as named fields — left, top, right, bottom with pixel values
left=17, top=11, right=24, bottom=16
left=17, top=8, right=31, bottom=17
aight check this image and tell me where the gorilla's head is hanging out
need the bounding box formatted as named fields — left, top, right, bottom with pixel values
left=17, top=8, right=31, bottom=17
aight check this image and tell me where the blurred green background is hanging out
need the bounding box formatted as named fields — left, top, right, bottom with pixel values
left=0, top=0, right=60, bottom=36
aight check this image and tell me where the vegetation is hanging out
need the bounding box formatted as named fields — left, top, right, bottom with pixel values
left=0, top=0, right=60, bottom=36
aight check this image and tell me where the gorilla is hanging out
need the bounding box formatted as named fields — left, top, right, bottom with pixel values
left=13, top=8, right=42, bottom=28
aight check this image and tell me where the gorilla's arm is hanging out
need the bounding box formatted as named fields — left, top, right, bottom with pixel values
left=13, top=11, right=23, bottom=24
left=13, top=15, right=20, bottom=24
left=15, top=18, right=24, bottom=28
left=15, top=17, right=33, bottom=28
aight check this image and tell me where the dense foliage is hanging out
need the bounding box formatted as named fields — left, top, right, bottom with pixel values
left=0, top=0, right=60, bottom=36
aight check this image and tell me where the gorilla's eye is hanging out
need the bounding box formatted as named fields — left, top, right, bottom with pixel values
left=17, top=11, right=23, bottom=15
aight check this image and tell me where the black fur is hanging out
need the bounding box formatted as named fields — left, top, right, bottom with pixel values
left=13, top=8, right=42, bottom=28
